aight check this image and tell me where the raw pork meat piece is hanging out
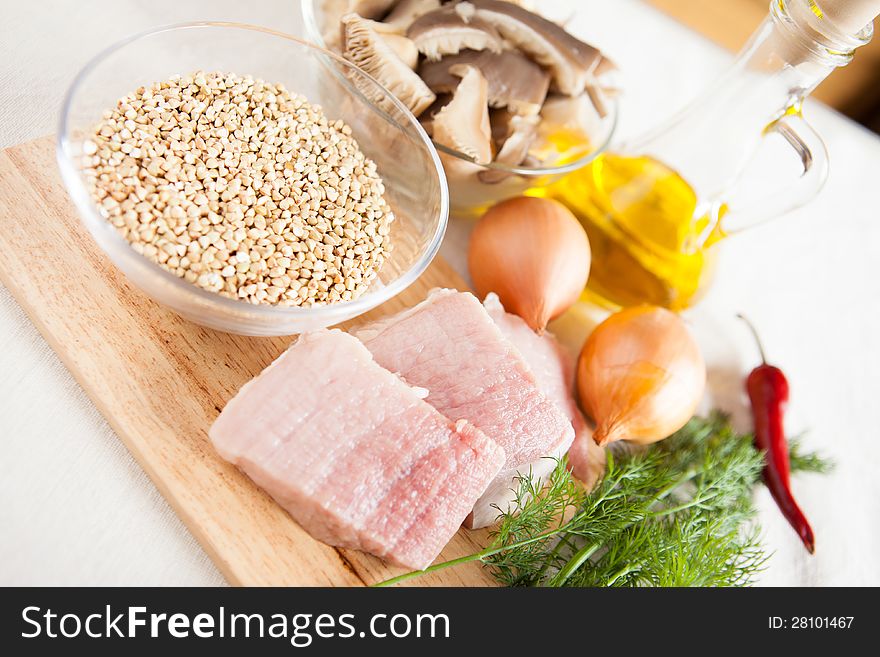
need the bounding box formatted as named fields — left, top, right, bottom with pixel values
left=210, top=329, right=505, bottom=570
left=354, top=289, right=573, bottom=528
left=484, top=293, right=604, bottom=489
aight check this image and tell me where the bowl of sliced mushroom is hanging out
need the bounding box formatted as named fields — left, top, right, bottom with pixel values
left=303, top=0, right=619, bottom=214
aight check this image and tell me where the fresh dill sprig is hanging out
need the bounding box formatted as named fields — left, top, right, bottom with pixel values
left=487, top=412, right=770, bottom=587
left=373, top=412, right=831, bottom=587
left=788, top=435, right=834, bottom=474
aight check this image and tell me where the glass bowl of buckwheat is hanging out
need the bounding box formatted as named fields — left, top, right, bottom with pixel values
left=58, top=22, right=448, bottom=336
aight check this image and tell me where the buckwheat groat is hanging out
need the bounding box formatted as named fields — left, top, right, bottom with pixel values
left=82, top=71, right=394, bottom=306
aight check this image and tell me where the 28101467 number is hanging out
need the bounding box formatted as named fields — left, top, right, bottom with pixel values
left=769, top=617, right=854, bottom=629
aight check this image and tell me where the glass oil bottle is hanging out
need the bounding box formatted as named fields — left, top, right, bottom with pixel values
left=542, top=0, right=876, bottom=310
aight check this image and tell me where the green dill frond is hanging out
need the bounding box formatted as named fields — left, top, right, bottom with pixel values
left=487, top=459, right=586, bottom=587
left=788, top=437, right=834, bottom=474
left=373, top=412, right=829, bottom=588
left=483, top=412, right=813, bottom=588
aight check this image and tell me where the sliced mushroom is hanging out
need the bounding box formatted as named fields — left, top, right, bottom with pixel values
left=407, top=2, right=503, bottom=61
left=419, top=49, right=550, bottom=115
left=383, top=0, right=442, bottom=31
left=382, top=33, right=420, bottom=69
left=496, top=114, right=540, bottom=162
left=419, top=93, right=453, bottom=136
left=342, top=13, right=436, bottom=116
left=489, top=107, right=514, bottom=147
left=539, top=93, right=602, bottom=140
left=584, top=84, right=609, bottom=119
left=321, top=0, right=353, bottom=49
left=584, top=55, right=621, bottom=117
left=322, top=0, right=402, bottom=48
left=432, top=64, right=493, bottom=164
left=594, top=54, right=617, bottom=78
left=479, top=113, right=539, bottom=183
left=350, top=0, right=399, bottom=19
left=341, top=14, right=420, bottom=67
left=470, top=0, right=612, bottom=96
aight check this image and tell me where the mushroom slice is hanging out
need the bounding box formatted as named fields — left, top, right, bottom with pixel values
left=342, top=13, right=436, bottom=116
left=584, top=83, right=610, bottom=119
left=539, top=93, right=602, bottom=141
left=322, top=0, right=401, bottom=48
left=585, top=55, right=621, bottom=117
left=382, top=33, right=420, bottom=69
left=350, top=0, right=399, bottom=19
left=344, top=15, right=420, bottom=67
left=407, top=2, right=503, bottom=61
left=489, top=107, right=517, bottom=148
left=418, top=50, right=481, bottom=94
left=479, top=113, right=539, bottom=184
left=419, top=93, right=453, bottom=136
left=471, top=0, right=611, bottom=96
left=321, top=0, right=353, bottom=50
left=419, top=49, right=550, bottom=115
left=432, top=64, right=493, bottom=164
left=383, top=0, right=442, bottom=31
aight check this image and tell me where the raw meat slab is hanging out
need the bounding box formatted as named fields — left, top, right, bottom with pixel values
left=355, top=288, right=573, bottom=528
left=210, top=329, right=505, bottom=570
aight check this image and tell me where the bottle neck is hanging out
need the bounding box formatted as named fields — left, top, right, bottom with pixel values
left=780, top=0, right=875, bottom=59
left=624, top=0, right=872, bottom=205
left=744, top=0, right=874, bottom=99
left=709, top=0, right=874, bottom=119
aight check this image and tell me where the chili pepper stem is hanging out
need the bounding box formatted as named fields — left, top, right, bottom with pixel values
left=737, top=313, right=768, bottom=364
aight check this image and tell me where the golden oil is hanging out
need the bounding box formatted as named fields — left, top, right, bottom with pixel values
left=534, top=154, right=725, bottom=310
left=523, top=0, right=867, bottom=310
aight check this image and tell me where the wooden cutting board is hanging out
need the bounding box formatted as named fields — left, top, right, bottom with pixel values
left=0, top=136, right=497, bottom=586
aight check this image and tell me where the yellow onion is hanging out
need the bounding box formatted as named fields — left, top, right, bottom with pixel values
left=468, top=196, right=591, bottom=333
left=567, top=427, right=607, bottom=490
left=577, top=306, right=706, bottom=446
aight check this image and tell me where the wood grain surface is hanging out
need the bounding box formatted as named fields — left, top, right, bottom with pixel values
left=0, top=136, right=497, bottom=586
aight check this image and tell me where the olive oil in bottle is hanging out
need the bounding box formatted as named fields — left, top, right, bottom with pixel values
left=540, top=154, right=723, bottom=310
left=531, top=0, right=877, bottom=310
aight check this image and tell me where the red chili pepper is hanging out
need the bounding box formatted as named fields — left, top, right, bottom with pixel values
left=738, top=314, right=815, bottom=554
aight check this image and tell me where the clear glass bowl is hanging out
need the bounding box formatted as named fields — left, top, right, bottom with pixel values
left=302, top=0, right=618, bottom=216
left=58, top=22, right=448, bottom=336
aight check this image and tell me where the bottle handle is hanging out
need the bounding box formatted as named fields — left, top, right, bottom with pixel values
left=719, top=113, right=829, bottom=234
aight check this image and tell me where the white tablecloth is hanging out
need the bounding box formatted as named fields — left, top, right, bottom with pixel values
left=2, top=0, right=878, bottom=586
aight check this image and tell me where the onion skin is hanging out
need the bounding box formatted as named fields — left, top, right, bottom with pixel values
left=567, top=424, right=607, bottom=490
left=468, top=196, right=591, bottom=333
left=577, top=306, right=706, bottom=446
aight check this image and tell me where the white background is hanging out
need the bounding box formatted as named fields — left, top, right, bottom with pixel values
left=1, top=0, right=878, bottom=586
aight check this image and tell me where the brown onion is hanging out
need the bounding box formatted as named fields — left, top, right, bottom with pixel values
left=577, top=306, right=706, bottom=446
left=468, top=196, right=591, bottom=333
